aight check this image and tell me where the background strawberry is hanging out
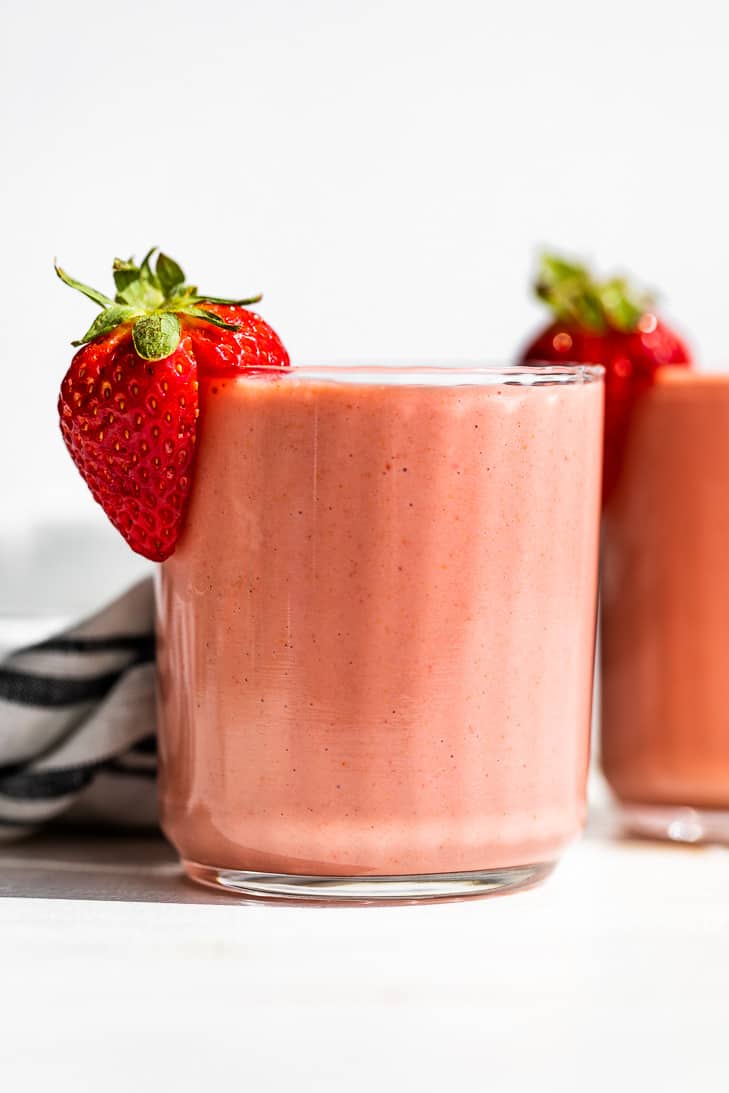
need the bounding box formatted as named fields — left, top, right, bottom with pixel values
left=57, top=249, right=290, bottom=561
left=519, top=253, right=692, bottom=500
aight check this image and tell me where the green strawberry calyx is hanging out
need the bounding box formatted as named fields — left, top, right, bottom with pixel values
left=534, top=252, right=655, bottom=335
left=55, top=248, right=262, bottom=361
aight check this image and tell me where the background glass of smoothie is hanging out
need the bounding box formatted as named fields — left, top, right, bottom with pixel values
left=601, top=367, right=729, bottom=843
left=156, top=364, right=604, bottom=902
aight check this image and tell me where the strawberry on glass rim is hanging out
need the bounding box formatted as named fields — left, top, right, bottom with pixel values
left=519, top=252, right=692, bottom=500
left=56, top=248, right=290, bottom=562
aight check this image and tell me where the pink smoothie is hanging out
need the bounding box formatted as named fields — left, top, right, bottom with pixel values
left=156, top=367, right=602, bottom=876
left=601, top=368, right=729, bottom=808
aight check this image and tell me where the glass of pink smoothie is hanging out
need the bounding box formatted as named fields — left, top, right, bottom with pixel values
left=601, top=367, right=729, bottom=844
left=156, top=364, right=603, bottom=902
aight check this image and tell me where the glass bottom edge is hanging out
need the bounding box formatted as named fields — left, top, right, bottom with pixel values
left=182, top=859, right=556, bottom=904
left=616, top=802, right=729, bottom=845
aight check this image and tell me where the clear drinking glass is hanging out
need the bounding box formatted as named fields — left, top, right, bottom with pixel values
left=601, top=368, right=729, bottom=843
left=155, top=364, right=603, bottom=902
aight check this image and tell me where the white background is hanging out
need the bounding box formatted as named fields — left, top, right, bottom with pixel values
left=2, top=0, right=728, bottom=612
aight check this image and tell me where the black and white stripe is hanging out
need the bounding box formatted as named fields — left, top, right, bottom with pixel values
left=0, top=580, right=159, bottom=838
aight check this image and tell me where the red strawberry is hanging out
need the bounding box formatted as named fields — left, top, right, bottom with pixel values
left=519, top=253, right=692, bottom=500
left=57, top=249, right=290, bottom=561
left=188, top=302, right=291, bottom=375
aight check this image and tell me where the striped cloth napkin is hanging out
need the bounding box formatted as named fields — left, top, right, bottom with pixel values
left=0, top=579, right=158, bottom=839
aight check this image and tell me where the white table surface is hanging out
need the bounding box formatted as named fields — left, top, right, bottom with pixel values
left=1, top=819, right=728, bottom=1093
left=2, top=618, right=728, bottom=1091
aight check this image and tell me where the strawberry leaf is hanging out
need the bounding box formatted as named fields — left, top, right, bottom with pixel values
left=57, top=250, right=263, bottom=353
left=132, top=313, right=181, bottom=360
left=598, top=278, right=653, bottom=333
left=198, top=293, right=263, bottom=306
left=182, top=306, right=241, bottom=331
left=535, top=254, right=605, bottom=333
left=156, top=253, right=185, bottom=298
left=139, top=247, right=157, bottom=279
left=113, top=259, right=142, bottom=300
left=116, top=271, right=165, bottom=310
left=55, top=263, right=114, bottom=308
left=71, top=304, right=138, bottom=346
left=534, top=251, right=655, bottom=335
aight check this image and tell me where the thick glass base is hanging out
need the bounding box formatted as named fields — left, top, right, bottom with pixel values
left=183, top=859, right=555, bottom=904
left=618, top=802, right=729, bottom=845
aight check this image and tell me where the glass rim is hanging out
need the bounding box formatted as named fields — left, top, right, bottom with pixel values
left=220, top=362, right=605, bottom=386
